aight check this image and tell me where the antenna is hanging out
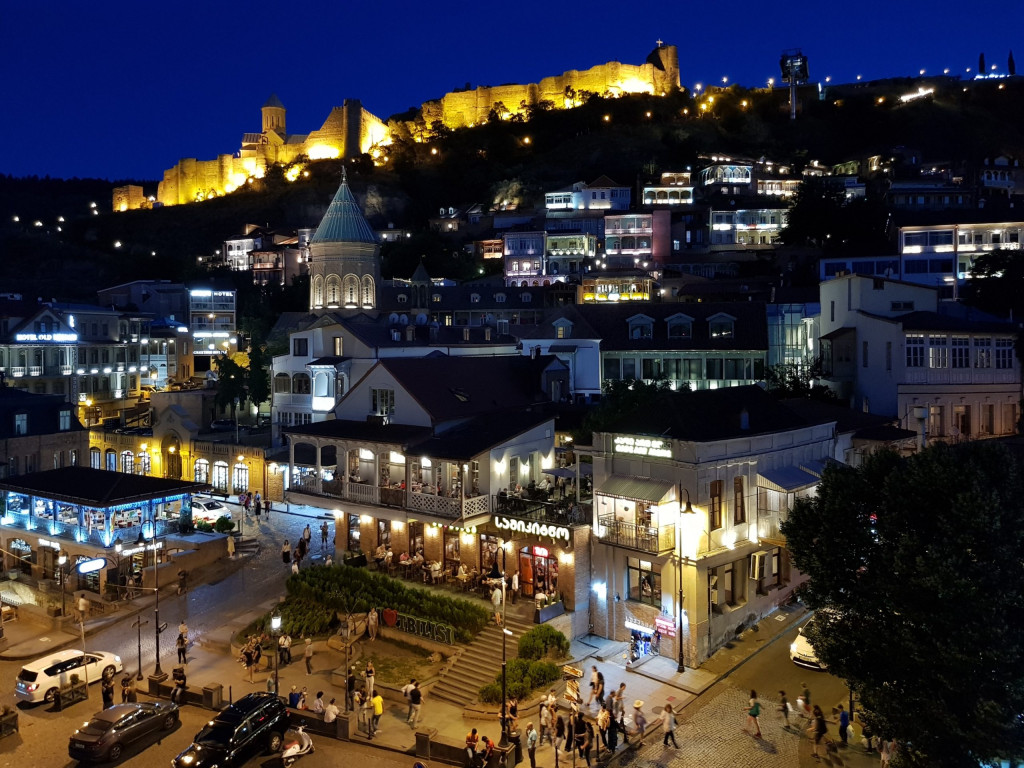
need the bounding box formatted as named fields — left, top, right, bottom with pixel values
left=779, top=49, right=809, bottom=121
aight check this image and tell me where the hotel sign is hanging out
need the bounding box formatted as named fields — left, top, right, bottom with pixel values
left=614, top=436, right=671, bottom=458
left=15, top=333, right=78, bottom=343
left=492, top=515, right=570, bottom=543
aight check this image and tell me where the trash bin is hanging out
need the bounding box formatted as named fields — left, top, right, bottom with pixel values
left=202, top=683, right=223, bottom=710
left=508, top=730, right=523, bottom=765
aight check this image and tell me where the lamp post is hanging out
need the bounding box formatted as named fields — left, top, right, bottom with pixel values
left=677, top=489, right=696, bottom=672
left=132, top=616, right=149, bottom=681
left=139, top=533, right=167, bottom=677
left=57, top=549, right=69, bottom=618
left=271, top=613, right=282, bottom=697
left=114, top=538, right=123, bottom=599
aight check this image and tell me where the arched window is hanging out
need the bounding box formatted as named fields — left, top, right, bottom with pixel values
left=343, top=275, right=359, bottom=306
left=361, top=275, right=375, bottom=307
left=211, top=461, right=229, bottom=492
left=90, top=447, right=101, bottom=469
left=292, top=373, right=311, bottom=394
left=313, top=371, right=331, bottom=398
left=326, top=275, right=341, bottom=306
left=194, top=459, right=209, bottom=484
left=232, top=462, right=250, bottom=493
left=138, top=451, right=151, bottom=475
left=105, top=449, right=117, bottom=471
left=312, top=275, right=324, bottom=307
left=274, top=373, right=291, bottom=393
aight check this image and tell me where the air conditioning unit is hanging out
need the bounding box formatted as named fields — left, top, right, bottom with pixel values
left=749, top=550, right=769, bottom=580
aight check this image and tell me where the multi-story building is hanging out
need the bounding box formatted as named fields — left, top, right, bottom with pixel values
left=545, top=233, right=596, bottom=280
left=544, top=176, right=631, bottom=213
left=708, top=198, right=789, bottom=250
left=0, top=387, right=89, bottom=478
left=503, top=231, right=547, bottom=286
left=603, top=211, right=671, bottom=268
left=642, top=171, right=695, bottom=206
left=189, top=286, right=237, bottom=373
left=818, top=273, right=1021, bottom=438
left=0, top=299, right=79, bottom=404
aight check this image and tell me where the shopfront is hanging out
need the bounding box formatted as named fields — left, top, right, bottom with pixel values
left=518, top=544, right=559, bottom=598
left=484, top=511, right=580, bottom=610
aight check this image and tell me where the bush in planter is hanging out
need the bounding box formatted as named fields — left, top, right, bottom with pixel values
left=195, top=520, right=214, bottom=532
left=478, top=659, right=561, bottom=703
left=214, top=516, right=236, bottom=533
left=518, top=624, right=570, bottom=661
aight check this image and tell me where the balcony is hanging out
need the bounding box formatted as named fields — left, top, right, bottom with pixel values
left=11, top=367, right=25, bottom=378
left=598, top=515, right=675, bottom=555
left=290, top=476, right=491, bottom=522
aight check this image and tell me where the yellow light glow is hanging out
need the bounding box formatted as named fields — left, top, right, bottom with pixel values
left=360, top=515, right=372, bottom=524
left=308, top=145, right=341, bottom=160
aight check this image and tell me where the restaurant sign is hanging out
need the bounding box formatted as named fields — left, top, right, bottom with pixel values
left=492, top=515, right=570, bottom=543
left=614, top=436, right=671, bottom=458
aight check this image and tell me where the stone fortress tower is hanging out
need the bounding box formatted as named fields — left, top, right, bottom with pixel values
left=308, top=169, right=381, bottom=315
left=261, top=93, right=286, bottom=135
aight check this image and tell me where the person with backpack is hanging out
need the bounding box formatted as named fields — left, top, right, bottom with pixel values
left=744, top=690, right=763, bottom=738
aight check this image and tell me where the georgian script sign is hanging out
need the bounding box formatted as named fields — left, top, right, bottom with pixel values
left=394, top=612, right=455, bottom=645
left=492, top=515, right=570, bottom=543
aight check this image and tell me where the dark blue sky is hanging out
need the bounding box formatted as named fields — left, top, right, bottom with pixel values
left=2, top=0, right=1020, bottom=181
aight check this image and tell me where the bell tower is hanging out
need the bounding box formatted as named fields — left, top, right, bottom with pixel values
left=261, top=94, right=286, bottom=136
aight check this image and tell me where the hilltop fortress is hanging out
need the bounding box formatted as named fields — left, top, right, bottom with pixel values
left=152, top=44, right=679, bottom=208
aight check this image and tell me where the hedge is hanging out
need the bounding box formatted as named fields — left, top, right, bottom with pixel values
left=478, top=625, right=569, bottom=703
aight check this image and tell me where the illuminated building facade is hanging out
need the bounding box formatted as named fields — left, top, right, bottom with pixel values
left=189, top=287, right=236, bottom=371
left=642, top=171, right=695, bottom=206
left=708, top=199, right=789, bottom=249
left=604, top=210, right=671, bottom=267
left=544, top=177, right=632, bottom=213
left=0, top=388, right=88, bottom=478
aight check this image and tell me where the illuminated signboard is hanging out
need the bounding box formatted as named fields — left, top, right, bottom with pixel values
left=614, top=436, right=671, bottom=458
left=492, top=515, right=570, bottom=543
left=77, top=558, right=106, bottom=574
left=121, top=539, right=164, bottom=557
left=15, top=333, right=78, bottom=343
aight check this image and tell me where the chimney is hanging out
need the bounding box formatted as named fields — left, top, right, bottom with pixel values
left=739, top=407, right=750, bottom=430
left=405, top=325, right=415, bottom=342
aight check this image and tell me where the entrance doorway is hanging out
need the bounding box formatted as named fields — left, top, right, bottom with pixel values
left=518, top=545, right=559, bottom=598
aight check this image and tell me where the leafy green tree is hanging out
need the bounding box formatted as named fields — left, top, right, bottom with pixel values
left=782, top=443, right=1024, bottom=768
left=246, top=344, right=271, bottom=407
left=213, top=353, right=248, bottom=420
left=575, top=379, right=679, bottom=442
left=763, top=358, right=836, bottom=401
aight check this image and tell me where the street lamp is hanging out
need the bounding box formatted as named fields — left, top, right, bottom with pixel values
left=113, top=538, right=123, bottom=599
left=271, top=613, right=282, bottom=697
left=57, top=549, right=69, bottom=617
left=139, top=532, right=167, bottom=677
left=677, top=489, right=696, bottom=672
left=132, top=616, right=149, bottom=681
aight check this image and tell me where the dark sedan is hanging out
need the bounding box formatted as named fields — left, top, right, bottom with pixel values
left=69, top=701, right=179, bottom=762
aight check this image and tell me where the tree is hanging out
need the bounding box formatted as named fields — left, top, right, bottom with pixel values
left=213, top=353, right=249, bottom=420
left=575, top=379, right=680, bottom=442
left=246, top=344, right=271, bottom=407
left=782, top=443, right=1024, bottom=768
left=763, top=358, right=836, bottom=401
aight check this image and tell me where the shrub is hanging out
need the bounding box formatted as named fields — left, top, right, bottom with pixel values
left=195, top=520, right=213, bottom=532
left=518, top=625, right=570, bottom=661
left=478, top=659, right=562, bottom=703
left=214, top=516, right=236, bottom=533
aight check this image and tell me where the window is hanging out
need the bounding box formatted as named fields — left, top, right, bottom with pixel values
left=951, top=337, right=970, bottom=368
left=274, top=373, right=291, bottom=393
left=928, top=405, right=944, bottom=437
left=194, top=459, right=209, bottom=484
left=667, top=319, right=692, bottom=339
left=886, top=341, right=892, bottom=372
left=347, top=514, right=361, bottom=551
left=292, top=373, right=311, bottom=394
left=90, top=447, right=101, bottom=469
left=59, top=409, right=71, bottom=431
left=709, top=318, right=734, bottom=339
left=953, top=405, right=971, bottom=437
left=211, top=461, right=229, bottom=492
left=928, top=336, right=947, bottom=369
left=121, top=451, right=134, bottom=474
left=378, top=519, right=391, bottom=548
left=333, top=337, right=343, bottom=356
left=105, top=450, right=116, bottom=471
left=981, top=403, right=995, bottom=435
left=232, top=462, right=249, bottom=493
left=629, top=321, right=652, bottom=339
left=734, top=476, right=746, bottom=524
left=371, top=388, right=395, bottom=416
left=14, top=413, right=27, bottom=435
left=996, top=338, right=1014, bottom=369
left=862, top=341, right=869, bottom=368
left=906, top=334, right=925, bottom=367
left=974, top=338, right=991, bottom=368
left=626, top=558, right=661, bottom=606
left=293, top=338, right=309, bottom=356
left=710, top=479, right=723, bottom=530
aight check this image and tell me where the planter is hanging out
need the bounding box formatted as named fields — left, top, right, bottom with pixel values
left=534, top=602, right=566, bottom=624
left=0, top=710, right=18, bottom=738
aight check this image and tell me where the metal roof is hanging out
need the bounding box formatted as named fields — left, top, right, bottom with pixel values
left=310, top=174, right=379, bottom=246
left=597, top=475, right=675, bottom=504
left=756, top=466, right=819, bottom=493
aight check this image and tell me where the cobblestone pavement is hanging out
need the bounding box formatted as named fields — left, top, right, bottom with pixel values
left=620, top=686, right=801, bottom=768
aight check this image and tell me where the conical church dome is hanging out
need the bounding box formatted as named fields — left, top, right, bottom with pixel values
left=311, top=171, right=378, bottom=245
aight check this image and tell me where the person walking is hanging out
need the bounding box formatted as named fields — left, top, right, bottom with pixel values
left=586, top=665, right=599, bottom=707
left=176, top=632, right=188, bottom=664
left=810, top=705, right=828, bottom=761
left=77, top=593, right=90, bottom=624
left=553, top=715, right=565, bottom=768
left=594, top=671, right=605, bottom=709
left=778, top=690, right=791, bottom=730
left=632, top=700, right=648, bottom=747
left=526, top=722, right=538, bottom=768
left=597, top=704, right=611, bottom=748
left=800, top=682, right=812, bottom=715
left=279, top=632, right=292, bottom=665
left=402, top=678, right=418, bottom=720
left=408, top=682, right=423, bottom=727
left=320, top=521, right=330, bottom=549
left=302, top=523, right=312, bottom=550
left=365, top=660, right=376, bottom=698
left=264, top=497, right=271, bottom=518
left=226, top=534, right=236, bottom=559
left=491, top=584, right=503, bottom=626
left=660, top=702, right=678, bottom=748
left=838, top=703, right=850, bottom=746
left=370, top=690, right=384, bottom=738
left=303, top=638, right=313, bottom=675
left=368, top=607, right=379, bottom=641
left=101, top=671, right=115, bottom=709
left=539, top=698, right=552, bottom=745
left=743, top=690, right=763, bottom=738
left=281, top=540, right=291, bottom=565
left=347, top=667, right=357, bottom=712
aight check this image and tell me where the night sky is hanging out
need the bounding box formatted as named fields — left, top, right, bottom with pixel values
left=2, top=0, right=1020, bottom=181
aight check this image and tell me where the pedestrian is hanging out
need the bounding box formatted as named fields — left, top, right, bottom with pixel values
left=320, top=520, right=329, bottom=549
left=370, top=690, right=384, bottom=738
left=303, top=637, right=313, bottom=675
left=480, top=736, right=495, bottom=767
left=466, top=728, right=480, bottom=767
left=101, top=671, right=115, bottom=709
left=353, top=689, right=365, bottom=727
left=368, top=607, right=379, bottom=641
left=594, top=671, right=605, bottom=708
left=325, top=553, right=333, bottom=566
left=292, top=559, right=299, bottom=575
left=632, top=700, right=647, bottom=747
left=121, top=676, right=136, bottom=703
left=778, top=690, right=791, bottom=729
left=597, top=705, right=610, bottom=748
left=312, top=690, right=325, bottom=714
left=297, top=687, right=308, bottom=710
left=810, top=705, right=828, bottom=760
left=253, top=499, right=261, bottom=522
left=227, top=534, right=236, bottom=559
left=800, top=681, right=812, bottom=715
left=288, top=685, right=301, bottom=708
left=176, top=632, right=188, bottom=664
left=347, top=667, right=357, bottom=711
left=279, top=632, right=292, bottom=665
left=579, top=717, right=594, bottom=767
left=365, top=660, right=375, bottom=698
left=324, top=697, right=339, bottom=723
left=879, top=737, right=894, bottom=767
left=402, top=678, right=417, bottom=720
left=540, top=698, right=552, bottom=744
left=838, top=704, right=850, bottom=746
left=661, top=702, right=678, bottom=748
left=508, top=695, right=519, bottom=732
left=510, top=570, right=519, bottom=604
left=254, top=491, right=261, bottom=510
left=302, top=523, right=312, bottom=549
left=264, top=497, right=271, bottom=518
left=408, top=682, right=423, bottom=727
left=491, top=585, right=503, bottom=625
left=554, top=715, right=566, bottom=766
left=77, top=593, right=89, bottom=623
left=281, top=540, right=291, bottom=565
left=615, top=683, right=627, bottom=724
left=171, top=666, right=187, bottom=704
left=586, top=665, right=598, bottom=706
left=526, top=722, right=538, bottom=768
left=744, top=690, right=762, bottom=738
left=266, top=673, right=277, bottom=696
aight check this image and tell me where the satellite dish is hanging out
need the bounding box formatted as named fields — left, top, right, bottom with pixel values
left=398, top=314, right=409, bottom=325
left=388, top=313, right=400, bottom=325
left=415, top=313, right=428, bottom=326
left=485, top=313, right=495, bottom=323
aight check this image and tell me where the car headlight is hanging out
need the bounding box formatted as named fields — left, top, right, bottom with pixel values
left=790, top=642, right=798, bottom=653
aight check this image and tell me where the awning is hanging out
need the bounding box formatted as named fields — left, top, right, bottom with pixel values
left=548, top=344, right=578, bottom=353
left=757, top=466, right=819, bottom=493
left=598, top=475, right=675, bottom=504
left=542, top=468, right=576, bottom=478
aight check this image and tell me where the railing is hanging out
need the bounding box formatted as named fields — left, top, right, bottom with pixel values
left=29, top=366, right=42, bottom=376
left=11, top=367, right=25, bottom=377
left=598, top=515, right=675, bottom=554
left=60, top=365, right=73, bottom=375
left=494, top=495, right=591, bottom=526
left=292, top=478, right=484, bottom=521
left=0, top=514, right=179, bottom=547
left=756, top=514, right=786, bottom=545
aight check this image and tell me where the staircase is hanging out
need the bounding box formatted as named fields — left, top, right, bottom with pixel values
left=429, top=603, right=535, bottom=707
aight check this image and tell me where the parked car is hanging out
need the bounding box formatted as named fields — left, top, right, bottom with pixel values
left=191, top=497, right=230, bottom=523
left=16, top=649, right=123, bottom=704
left=172, top=692, right=288, bottom=768
left=790, top=618, right=827, bottom=670
left=69, top=701, right=179, bottom=761
left=209, top=419, right=236, bottom=432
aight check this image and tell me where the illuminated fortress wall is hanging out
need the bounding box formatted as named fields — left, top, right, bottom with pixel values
left=417, top=45, right=679, bottom=129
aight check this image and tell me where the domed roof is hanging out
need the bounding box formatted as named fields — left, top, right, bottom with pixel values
left=310, top=171, right=378, bottom=246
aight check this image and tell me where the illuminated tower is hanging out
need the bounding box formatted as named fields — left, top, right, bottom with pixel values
left=779, top=50, right=809, bottom=121
left=261, top=94, right=286, bottom=136
left=308, top=170, right=381, bottom=314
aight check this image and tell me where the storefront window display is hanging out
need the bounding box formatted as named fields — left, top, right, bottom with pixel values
left=74, top=555, right=100, bottom=592
left=232, top=463, right=249, bottom=494
left=443, top=529, right=460, bottom=572
left=409, top=521, right=424, bottom=557
left=347, top=514, right=361, bottom=551
left=9, top=538, right=33, bottom=575
left=480, top=534, right=500, bottom=573
left=627, top=557, right=661, bottom=606
left=518, top=545, right=558, bottom=598
left=121, top=451, right=134, bottom=474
